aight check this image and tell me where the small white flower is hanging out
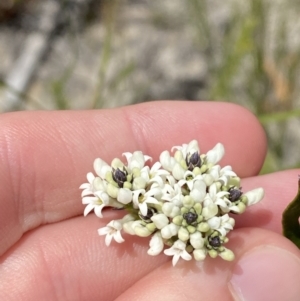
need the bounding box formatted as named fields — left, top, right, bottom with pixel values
left=80, top=172, right=96, bottom=197
left=123, top=151, right=151, bottom=171
left=159, top=150, right=177, bottom=172
left=208, top=165, right=236, bottom=185
left=132, top=188, right=160, bottom=216
left=207, top=214, right=234, bottom=237
left=178, top=170, right=204, bottom=190
left=141, top=161, right=169, bottom=184
left=148, top=232, right=164, bottom=256
left=164, top=239, right=192, bottom=266
left=205, top=183, right=230, bottom=209
left=219, top=166, right=237, bottom=184
left=161, top=183, right=183, bottom=206
left=244, top=187, right=264, bottom=206
left=98, top=220, right=124, bottom=246
left=82, top=191, right=110, bottom=218
left=93, top=158, right=111, bottom=179
left=172, top=140, right=200, bottom=159
left=205, top=143, right=225, bottom=165
left=80, top=173, right=107, bottom=197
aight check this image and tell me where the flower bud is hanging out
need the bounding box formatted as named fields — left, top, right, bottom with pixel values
left=193, top=249, right=206, bottom=261
left=219, top=248, right=235, bottom=261
left=178, top=227, right=190, bottom=241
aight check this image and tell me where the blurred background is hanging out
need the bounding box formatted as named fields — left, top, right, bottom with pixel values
left=0, top=0, right=300, bottom=173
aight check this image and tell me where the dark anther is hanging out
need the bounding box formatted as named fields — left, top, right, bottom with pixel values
left=139, top=208, right=157, bottom=222
left=228, top=188, right=242, bottom=202
left=209, top=236, right=222, bottom=248
left=183, top=212, right=198, bottom=225
left=186, top=152, right=201, bottom=171
left=112, top=168, right=127, bottom=188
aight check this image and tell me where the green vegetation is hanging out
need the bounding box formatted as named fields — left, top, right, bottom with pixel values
left=1, top=0, right=300, bottom=173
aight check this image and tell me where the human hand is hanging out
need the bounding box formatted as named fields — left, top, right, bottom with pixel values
left=0, top=101, right=300, bottom=301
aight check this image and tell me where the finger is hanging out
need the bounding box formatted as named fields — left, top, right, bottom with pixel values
left=0, top=214, right=169, bottom=301
left=2, top=215, right=300, bottom=301
left=115, top=228, right=300, bottom=301
left=0, top=101, right=266, bottom=256
left=234, top=169, right=300, bottom=233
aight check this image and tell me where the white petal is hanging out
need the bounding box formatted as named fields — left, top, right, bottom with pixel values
left=107, top=183, right=119, bottom=199
left=93, top=177, right=106, bottom=191
left=203, top=174, right=214, bottom=186
left=87, top=172, right=95, bottom=183
left=187, top=140, right=200, bottom=154
left=190, top=180, right=206, bottom=202
left=81, top=189, right=93, bottom=197
left=139, top=202, right=148, bottom=216
left=244, top=188, right=264, bottom=206
left=94, top=191, right=109, bottom=203
left=111, top=158, right=124, bottom=169
left=172, top=254, right=181, bottom=266
left=159, top=150, right=176, bottom=172
left=220, top=165, right=236, bottom=177
left=207, top=216, right=221, bottom=229
left=105, top=234, right=113, bottom=246
left=79, top=183, right=90, bottom=189
left=148, top=232, right=164, bottom=256
left=94, top=204, right=105, bottom=218
left=125, top=151, right=151, bottom=170
left=113, top=231, right=125, bottom=244
left=151, top=214, right=169, bottom=229
left=93, top=158, right=110, bottom=178
left=206, top=143, right=225, bottom=165
left=151, top=161, right=163, bottom=173
left=208, top=165, right=220, bottom=181
left=180, top=250, right=192, bottom=262
left=133, top=177, right=147, bottom=190
left=98, top=226, right=109, bottom=236
left=82, top=196, right=98, bottom=204
left=117, top=188, right=132, bottom=204
left=83, top=203, right=95, bottom=216
left=172, top=163, right=185, bottom=180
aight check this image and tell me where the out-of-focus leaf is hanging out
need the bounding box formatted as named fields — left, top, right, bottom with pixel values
left=282, top=176, right=300, bottom=248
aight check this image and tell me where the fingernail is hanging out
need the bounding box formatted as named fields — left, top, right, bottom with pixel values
left=229, top=246, right=300, bottom=301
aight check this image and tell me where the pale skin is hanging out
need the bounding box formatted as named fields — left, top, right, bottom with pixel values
left=1, top=101, right=300, bottom=301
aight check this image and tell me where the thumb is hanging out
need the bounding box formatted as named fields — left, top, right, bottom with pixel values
left=115, top=228, right=300, bottom=301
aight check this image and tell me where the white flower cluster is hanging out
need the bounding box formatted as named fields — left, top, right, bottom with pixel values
left=80, top=140, right=264, bottom=266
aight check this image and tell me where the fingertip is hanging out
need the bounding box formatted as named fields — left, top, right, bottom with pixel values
left=229, top=229, right=300, bottom=301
